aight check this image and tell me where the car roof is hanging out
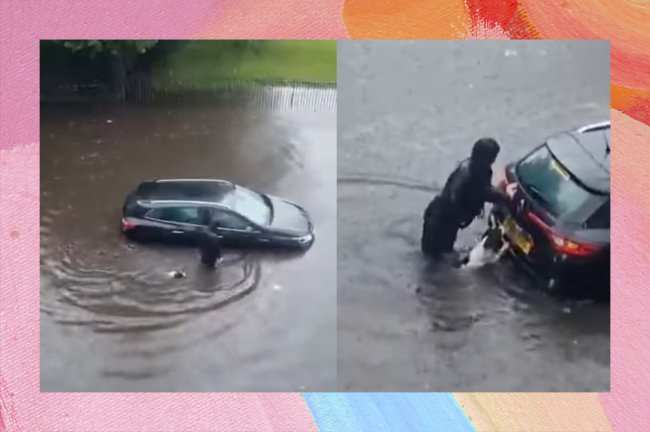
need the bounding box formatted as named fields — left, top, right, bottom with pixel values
left=575, top=121, right=610, bottom=134
left=141, top=200, right=232, bottom=211
left=136, top=179, right=236, bottom=204
left=546, top=125, right=610, bottom=194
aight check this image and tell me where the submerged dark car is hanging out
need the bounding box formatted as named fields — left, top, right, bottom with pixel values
left=491, top=121, right=610, bottom=298
left=121, top=179, right=315, bottom=250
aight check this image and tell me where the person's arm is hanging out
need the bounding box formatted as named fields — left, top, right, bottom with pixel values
left=485, top=184, right=519, bottom=215
left=485, top=186, right=509, bottom=205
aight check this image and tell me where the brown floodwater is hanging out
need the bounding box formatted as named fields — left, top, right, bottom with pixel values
left=40, top=87, right=337, bottom=391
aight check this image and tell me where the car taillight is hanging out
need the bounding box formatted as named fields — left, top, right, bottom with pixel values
left=549, top=234, right=600, bottom=256
left=121, top=218, right=135, bottom=230
left=497, top=166, right=508, bottom=191
left=526, top=211, right=600, bottom=257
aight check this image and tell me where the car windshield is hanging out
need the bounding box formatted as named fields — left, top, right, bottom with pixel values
left=230, top=187, right=271, bottom=226
left=516, top=145, right=594, bottom=218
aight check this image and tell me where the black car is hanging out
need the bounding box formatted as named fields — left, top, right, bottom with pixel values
left=491, top=121, right=610, bottom=298
left=121, top=179, right=315, bottom=250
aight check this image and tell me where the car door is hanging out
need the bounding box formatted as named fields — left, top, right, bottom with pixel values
left=145, top=206, right=210, bottom=244
left=211, top=209, right=263, bottom=247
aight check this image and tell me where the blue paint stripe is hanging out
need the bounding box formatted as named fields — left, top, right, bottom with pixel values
left=303, top=393, right=476, bottom=432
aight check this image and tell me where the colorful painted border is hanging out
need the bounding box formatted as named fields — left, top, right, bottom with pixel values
left=1, top=0, right=648, bottom=430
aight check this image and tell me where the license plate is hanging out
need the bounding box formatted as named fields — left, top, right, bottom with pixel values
left=502, top=217, right=533, bottom=255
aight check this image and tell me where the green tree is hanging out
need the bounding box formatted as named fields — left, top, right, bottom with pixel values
left=44, top=40, right=267, bottom=101
left=51, top=40, right=161, bottom=102
left=58, top=40, right=159, bottom=56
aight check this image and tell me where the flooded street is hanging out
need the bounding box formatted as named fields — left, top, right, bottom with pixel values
left=337, top=41, right=610, bottom=391
left=41, top=88, right=337, bottom=391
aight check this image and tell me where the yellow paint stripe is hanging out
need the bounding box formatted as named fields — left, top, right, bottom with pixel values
left=454, top=393, right=612, bottom=432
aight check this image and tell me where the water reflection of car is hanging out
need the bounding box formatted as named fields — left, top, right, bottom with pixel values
left=491, top=121, right=610, bottom=298
left=121, top=179, right=315, bottom=250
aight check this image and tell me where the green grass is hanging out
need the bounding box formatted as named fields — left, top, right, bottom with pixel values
left=153, top=41, right=336, bottom=90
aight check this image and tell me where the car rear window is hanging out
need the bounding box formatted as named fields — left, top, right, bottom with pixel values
left=148, top=207, right=206, bottom=225
left=516, top=145, right=595, bottom=218
left=586, top=200, right=610, bottom=229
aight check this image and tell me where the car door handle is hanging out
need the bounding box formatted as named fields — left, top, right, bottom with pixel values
left=171, top=230, right=184, bottom=234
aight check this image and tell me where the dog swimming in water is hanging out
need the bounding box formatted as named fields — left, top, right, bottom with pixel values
left=168, top=270, right=187, bottom=279
left=458, top=214, right=510, bottom=269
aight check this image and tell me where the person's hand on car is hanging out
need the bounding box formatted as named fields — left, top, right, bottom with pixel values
left=505, top=182, right=518, bottom=198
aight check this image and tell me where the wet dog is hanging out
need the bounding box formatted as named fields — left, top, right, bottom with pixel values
left=168, top=270, right=187, bottom=279
left=458, top=215, right=510, bottom=269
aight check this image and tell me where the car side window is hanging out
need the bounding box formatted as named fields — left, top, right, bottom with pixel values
left=587, top=200, right=610, bottom=229
left=212, top=211, right=253, bottom=230
left=149, top=206, right=205, bottom=225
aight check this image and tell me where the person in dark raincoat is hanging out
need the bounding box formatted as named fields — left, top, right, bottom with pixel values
left=200, top=219, right=223, bottom=268
left=421, top=138, right=511, bottom=259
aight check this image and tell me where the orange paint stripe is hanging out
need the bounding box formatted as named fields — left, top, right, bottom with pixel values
left=612, top=84, right=650, bottom=127
left=342, top=0, right=541, bottom=40
left=343, top=0, right=470, bottom=39
left=520, top=0, right=650, bottom=90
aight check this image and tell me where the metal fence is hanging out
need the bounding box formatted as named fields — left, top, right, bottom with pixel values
left=153, top=82, right=337, bottom=112
left=41, top=79, right=337, bottom=112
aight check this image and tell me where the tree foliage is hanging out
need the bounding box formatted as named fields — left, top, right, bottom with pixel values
left=54, top=40, right=158, bottom=57
left=41, top=40, right=269, bottom=102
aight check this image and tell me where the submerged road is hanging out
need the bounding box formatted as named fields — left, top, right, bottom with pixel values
left=337, top=41, right=610, bottom=391
left=41, top=89, right=337, bottom=391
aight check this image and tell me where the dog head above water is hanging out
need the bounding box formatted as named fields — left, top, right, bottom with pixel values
left=483, top=225, right=505, bottom=252
left=458, top=217, right=508, bottom=269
